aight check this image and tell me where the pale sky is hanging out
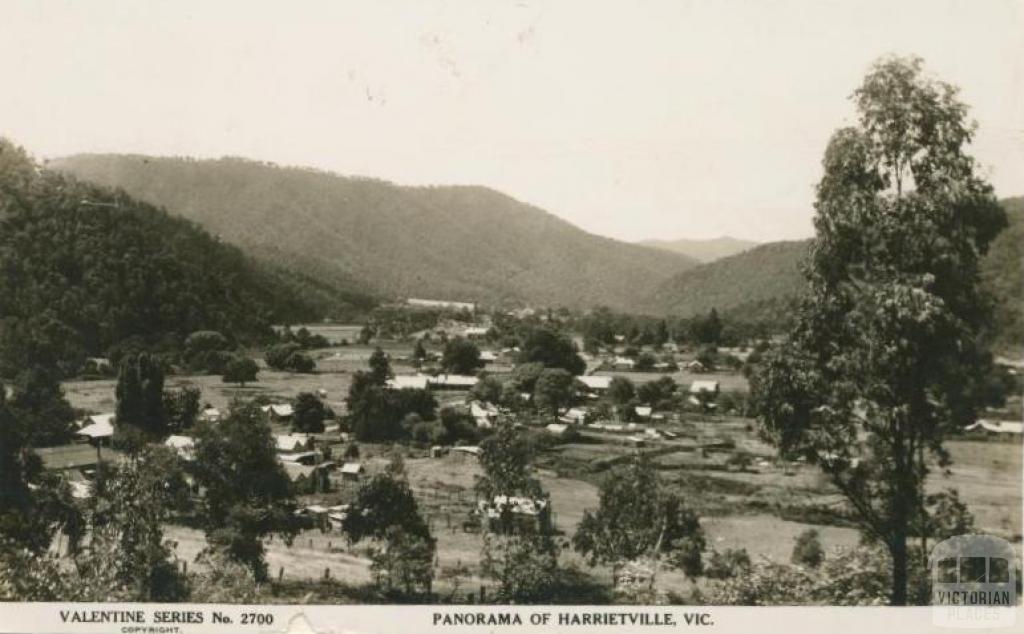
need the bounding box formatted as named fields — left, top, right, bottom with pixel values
left=1, top=0, right=1021, bottom=242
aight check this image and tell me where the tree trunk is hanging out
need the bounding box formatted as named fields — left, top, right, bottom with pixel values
left=890, top=529, right=909, bottom=605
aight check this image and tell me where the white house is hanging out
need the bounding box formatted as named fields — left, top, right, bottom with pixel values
left=387, top=375, right=430, bottom=390
left=613, top=356, right=636, bottom=370
left=275, top=434, right=311, bottom=452
left=77, top=414, right=115, bottom=441
left=689, top=380, right=720, bottom=395
left=577, top=375, right=612, bottom=392
left=198, top=407, right=221, bottom=423
left=428, top=374, right=479, bottom=389
left=964, top=420, right=1023, bottom=435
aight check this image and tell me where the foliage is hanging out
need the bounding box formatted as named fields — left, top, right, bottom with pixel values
left=0, top=140, right=326, bottom=378
left=533, top=368, right=577, bottom=416
left=636, top=376, right=677, bottom=407
left=573, top=454, right=705, bottom=580
left=163, top=385, right=201, bottom=433
left=264, top=342, right=315, bottom=373
left=189, top=550, right=261, bottom=603
left=441, top=337, right=484, bottom=375
left=5, top=366, right=76, bottom=446
left=346, top=376, right=437, bottom=442
left=516, top=328, right=586, bottom=375
left=368, top=347, right=392, bottom=384
left=370, top=526, right=436, bottom=597
left=704, top=548, right=753, bottom=580
left=191, top=402, right=299, bottom=580
left=475, top=422, right=543, bottom=500
left=791, top=529, right=824, bottom=568
left=750, top=56, right=1005, bottom=605
left=292, top=392, right=327, bottom=433
left=470, top=375, right=504, bottom=405
left=183, top=331, right=233, bottom=374
left=607, top=376, right=636, bottom=405
left=115, top=353, right=167, bottom=440
left=222, top=355, right=259, bottom=386
left=481, top=528, right=560, bottom=603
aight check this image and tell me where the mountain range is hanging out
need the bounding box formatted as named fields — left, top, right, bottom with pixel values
left=51, top=155, right=699, bottom=312
left=638, top=236, right=758, bottom=262
left=50, top=154, right=1022, bottom=351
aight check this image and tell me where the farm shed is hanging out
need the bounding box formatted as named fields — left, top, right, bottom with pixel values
left=198, top=407, right=221, bottom=423
left=545, top=423, right=569, bottom=437
left=689, top=380, right=720, bottom=395
left=77, top=414, right=115, bottom=442
left=429, top=374, right=479, bottom=389
left=340, top=462, right=364, bottom=481
left=577, top=375, right=611, bottom=392
left=387, top=374, right=430, bottom=390
left=262, top=404, right=294, bottom=421
left=276, top=434, right=313, bottom=452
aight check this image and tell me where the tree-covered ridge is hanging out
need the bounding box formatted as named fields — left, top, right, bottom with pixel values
left=0, top=139, right=330, bottom=376
left=50, top=153, right=699, bottom=311
left=648, top=201, right=1022, bottom=351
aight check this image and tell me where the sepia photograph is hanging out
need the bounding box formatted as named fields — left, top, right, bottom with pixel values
left=0, top=1, right=1021, bottom=632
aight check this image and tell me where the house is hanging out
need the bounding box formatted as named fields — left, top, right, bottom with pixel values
left=577, top=375, right=611, bottom=392
left=689, top=380, right=720, bottom=395
left=387, top=375, right=430, bottom=390
left=627, top=435, right=646, bottom=447
left=613, top=356, right=636, bottom=370
left=560, top=407, right=588, bottom=424
left=452, top=445, right=482, bottom=458
left=430, top=445, right=449, bottom=458
left=545, top=423, right=569, bottom=437
left=470, top=401, right=499, bottom=428
left=963, top=420, right=1023, bottom=435
left=634, top=406, right=653, bottom=419
left=463, top=326, right=490, bottom=339
left=77, top=414, right=115, bottom=442
left=686, top=360, right=707, bottom=373
left=479, top=350, right=499, bottom=363
left=340, top=462, right=364, bottom=481
left=262, top=404, right=294, bottom=421
left=428, top=374, right=479, bottom=389
left=198, top=407, right=221, bottom=423
left=164, top=435, right=196, bottom=461
left=275, top=434, right=312, bottom=452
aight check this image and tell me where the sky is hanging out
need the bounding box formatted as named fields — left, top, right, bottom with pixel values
left=1, top=0, right=1021, bottom=242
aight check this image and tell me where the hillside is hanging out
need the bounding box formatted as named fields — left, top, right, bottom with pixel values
left=639, top=236, right=758, bottom=262
left=0, top=139, right=347, bottom=377
left=645, top=198, right=1023, bottom=351
left=644, top=240, right=810, bottom=318
left=51, top=155, right=698, bottom=311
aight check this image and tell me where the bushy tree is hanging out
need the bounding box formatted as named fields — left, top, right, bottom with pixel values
left=607, top=376, right=636, bottom=405
left=750, top=56, right=1006, bottom=605
left=573, top=455, right=705, bottom=583
left=516, top=328, right=586, bottom=375
left=6, top=366, right=76, bottom=446
left=475, top=422, right=543, bottom=501
left=481, top=529, right=560, bottom=603
left=163, top=385, right=201, bottom=433
left=115, top=353, right=166, bottom=439
left=222, top=355, right=259, bottom=387
left=470, top=375, right=504, bottom=404
left=264, top=343, right=315, bottom=373
left=791, top=529, right=824, bottom=568
left=368, top=346, right=391, bottom=384
left=184, top=330, right=232, bottom=374
left=292, top=392, right=326, bottom=433
left=441, top=337, right=484, bottom=375
left=191, top=402, right=299, bottom=580
left=533, top=368, right=576, bottom=416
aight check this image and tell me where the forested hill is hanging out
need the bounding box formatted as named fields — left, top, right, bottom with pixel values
left=643, top=240, right=810, bottom=319
left=51, top=154, right=698, bottom=310
left=0, top=139, right=354, bottom=377
left=645, top=198, right=1023, bottom=351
